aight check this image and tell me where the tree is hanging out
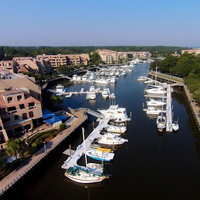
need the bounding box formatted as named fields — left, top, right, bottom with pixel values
left=6, top=138, right=27, bottom=158
left=91, top=51, right=101, bottom=65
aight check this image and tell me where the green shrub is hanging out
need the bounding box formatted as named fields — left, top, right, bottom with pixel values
left=59, top=123, right=66, bottom=131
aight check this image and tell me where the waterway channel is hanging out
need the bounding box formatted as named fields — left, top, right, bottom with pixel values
left=2, top=63, right=200, bottom=200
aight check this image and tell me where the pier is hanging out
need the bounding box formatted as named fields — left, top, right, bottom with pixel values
left=61, top=117, right=110, bottom=169
left=166, top=84, right=173, bottom=132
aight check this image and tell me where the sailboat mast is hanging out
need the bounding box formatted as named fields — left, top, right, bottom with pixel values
left=82, top=127, right=88, bottom=168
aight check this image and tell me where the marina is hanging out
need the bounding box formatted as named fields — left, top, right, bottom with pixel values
left=2, top=63, right=200, bottom=200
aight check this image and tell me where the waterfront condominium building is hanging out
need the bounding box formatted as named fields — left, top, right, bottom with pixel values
left=117, top=51, right=152, bottom=59
left=0, top=88, right=42, bottom=143
left=97, top=49, right=118, bottom=64
left=36, top=54, right=90, bottom=68
left=181, top=49, right=200, bottom=55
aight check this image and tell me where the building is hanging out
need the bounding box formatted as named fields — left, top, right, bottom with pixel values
left=118, top=51, right=152, bottom=59
left=0, top=71, right=41, bottom=102
left=97, top=49, right=118, bottom=64
left=0, top=88, right=42, bottom=141
left=36, top=54, right=90, bottom=68
left=0, top=60, right=15, bottom=73
left=181, top=49, right=200, bottom=55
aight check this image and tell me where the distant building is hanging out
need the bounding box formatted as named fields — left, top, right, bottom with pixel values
left=36, top=54, right=90, bottom=68
left=181, top=49, right=200, bottom=55
left=118, top=51, right=152, bottom=59
left=97, top=49, right=118, bottom=64
left=0, top=60, right=15, bottom=73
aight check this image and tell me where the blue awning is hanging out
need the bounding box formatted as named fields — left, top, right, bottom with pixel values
left=42, top=109, right=55, bottom=119
left=57, top=115, right=68, bottom=121
left=44, top=116, right=61, bottom=125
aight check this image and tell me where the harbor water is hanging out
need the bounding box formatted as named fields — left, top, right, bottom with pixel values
left=2, top=63, right=200, bottom=200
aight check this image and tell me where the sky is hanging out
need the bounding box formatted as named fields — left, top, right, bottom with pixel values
left=0, top=0, right=200, bottom=46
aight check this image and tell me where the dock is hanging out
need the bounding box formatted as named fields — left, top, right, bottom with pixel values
left=61, top=117, right=110, bottom=169
left=166, top=85, right=173, bottom=132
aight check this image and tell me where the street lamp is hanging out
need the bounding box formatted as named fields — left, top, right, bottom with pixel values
left=43, top=141, right=47, bottom=154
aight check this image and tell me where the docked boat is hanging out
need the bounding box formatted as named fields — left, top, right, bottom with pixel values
left=64, top=128, right=108, bottom=183
left=101, top=88, right=110, bottom=99
left=56, top=84, right=66, bottom=95
left=156, top=113, right=166, bottom=132
left=98, top=105, right=128, bottom=120
left=144, top=78, right=155, bottom=84
left=146, top=99, right=166, bottom=107
left=172, top=120, right=179, bottom=131
left=97, top=133, right=128, bottom=145
left=145, top=88, right=166, bottom=95
left=110, top=76, right=117, bottom=83
left=95, top=79, right=109, bottom=85
left=86, top=91, right=96, bottom=100
left=144, top=107, right=164, bottom=115
left=106, top=125, right=126, bottom=133
left=137, top=76, right=148, bottom=82
left=86, top=148, right=114, bottom=161
left=65, top=165, right=108, bottom=183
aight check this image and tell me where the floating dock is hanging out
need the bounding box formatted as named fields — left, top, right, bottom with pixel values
left=166, top=84, right=173, bottom=132
left=61, top=117, right=110, bottom=169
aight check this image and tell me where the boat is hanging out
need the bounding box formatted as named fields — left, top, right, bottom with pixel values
left=172, top=120, right=179, bottom=131
left=66, top=92, right=72, bottom=98
left=98, top=105, right=128, bottom=120
left=144, top=78, right=155, bottom=84
left=137, top=76, right=148, bottom=82
left=110, top=76, right=117, bottom=83
left=56, top=84, right=66, bottom=95
left=101, top=88, right=110, bottom=99
left=146, top=99, right=166, bottom=107
left=95, top=79, right=109, bottom=85
left=86, top=86, right=96, bottom=100
left=144, top=107, right=164, bottom=115
left=64, top=128, right=108, bottom=183
left=106, top=125, right=126, bottom=133
left=145, top=88, right=166, bottom=95
left=97, top=133, right=128, bottom=145
left=109, top=93, right=116, bottom=99
left=86, top=149, right=114, bottom=161
left=156, top=112, right=166, bottom=132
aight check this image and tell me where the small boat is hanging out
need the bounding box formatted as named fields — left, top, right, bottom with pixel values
left=146, top=99, right=166, bottom=107
left=97, top=133, right=128, bottom=145
left=64, top=128, right=109, bottom=183
left=95, top=79, right=109, bottom=85
left=106, top=125, right=126, bottom=133
left=137, top=76, right=148, bottom=82
left=86, top=149, right=114, bottom=161
left=101, top=88, right=110, bottom=99
left=144, top=107, right=164, bottom=115
left=145, top=88, right=166, bottom=95
left=66, top=92, right=72, bottom=98
left=156, top=113, right=166, bottom=132
left=172, top=120, right=179, bottom=131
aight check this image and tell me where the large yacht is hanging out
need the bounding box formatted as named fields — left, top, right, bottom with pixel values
left=97, top=105, right=128, bottom=120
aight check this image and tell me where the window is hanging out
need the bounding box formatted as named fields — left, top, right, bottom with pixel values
left=7, top=106, right=17, bottom=113
left=19, top=104, right=25, bottom=109
left=22, top=113, right=28, bottom=119
left=7, top=97, right=12, bottom=103
left=29, top=111, right=34, bottom=118
left=17, top=95, right=22, bottom=101
left=28, top=102, right=35, bottom=109
left=14, top=115, right=19, bottom=120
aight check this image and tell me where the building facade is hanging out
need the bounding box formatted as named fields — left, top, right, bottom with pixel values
left=0, top=88, right=42, bottom=141
left=97, top=49, right=118, bottom=64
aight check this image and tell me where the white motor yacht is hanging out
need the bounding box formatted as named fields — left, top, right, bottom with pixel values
left=156, top=113, right=166, bottom=132
left=95, top=78, right=109, bottom=85
left=172, top=120, right=179, bottom=131
left=137, top=76, right=148, bottom=82
left=106, top=125, right=126, bottom=133
left=145, top=88, right=166, bottom=95
left=146, top=99, right=166, bottom=107
left=145, top=107, right=164, bottom=115
left=97, top=133, right=128, bottom=145
left=98, top=105, right=128, bottom=120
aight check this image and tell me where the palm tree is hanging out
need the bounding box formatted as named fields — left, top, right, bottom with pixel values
left=6, top=138, right=26, bottom=159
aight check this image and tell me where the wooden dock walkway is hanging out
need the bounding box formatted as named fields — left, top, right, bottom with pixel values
left=0, top=109, right=87, bottom=196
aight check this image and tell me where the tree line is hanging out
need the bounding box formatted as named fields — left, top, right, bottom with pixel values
left=150, top=53, right=200, bottom=105
left=0, top=46, right=188, bottom=61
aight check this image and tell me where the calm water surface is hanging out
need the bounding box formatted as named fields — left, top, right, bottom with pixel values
left=3, top=64, right=200, bottom=200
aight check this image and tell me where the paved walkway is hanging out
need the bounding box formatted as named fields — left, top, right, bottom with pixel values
left=0, top=109, right=87, bottom=196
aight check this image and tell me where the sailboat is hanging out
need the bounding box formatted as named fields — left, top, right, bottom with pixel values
left=64, top=128, right=109, bottom=183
